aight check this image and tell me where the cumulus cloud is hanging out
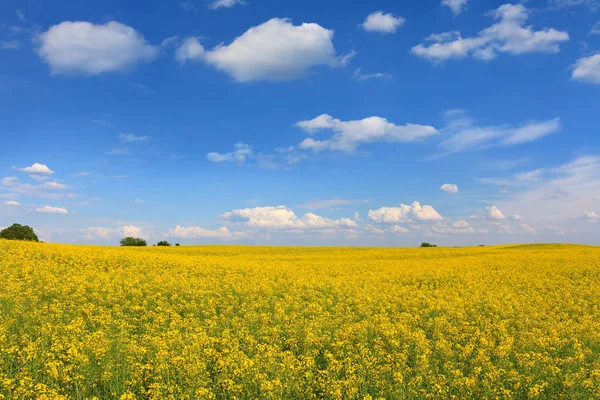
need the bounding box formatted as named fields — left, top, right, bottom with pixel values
left=120, top=225, right=143, bottom=237
left=165, top=225, right=239, bottom=239
left=207, top=143, right=253, bottom=163
left=84, top=227, right=112, bottom=240
left=119, top=133, right=149, bottom=142
left=390, top=225, right=410, bottom=234
left=36, top=205, right=68, bottom=214
left=368, top=201, right=444, bottom=223
left=2, top=201, right=20, bottom=206
left=412, top=4, right=569, bottom=63
left=362, top=11, right=406, bottom=34
left=440, top=183, right=459, bottom=194
left=485, top=205, right=506, bottom=220
left=572, top=53, right=600, bottom=84
left=431, top=220, right=476, bottom=234
left=176, top=18, right=350, bottom=81
left=175, top=37, right=205, bottom=64
left=438, top=111, right=560, bottom=155
left=220, top=206, right=357, bottom=231
left=37, top=21, right=159, bottom=75
left=296, top=114, right=438, bottom=153
left=442, top=0, right=468, bottom=15
left=1, top=177, right=76, bottom=200
left=13, top=163, right=54, bottom=175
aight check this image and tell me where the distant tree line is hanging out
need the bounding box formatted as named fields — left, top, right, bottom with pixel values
left=120, top=238, right=180, bottom=247
left=420, top=242, right=437, bottom=248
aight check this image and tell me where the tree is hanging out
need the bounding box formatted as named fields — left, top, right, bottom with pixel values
left=175, top=243, right=180, bottom=247
left=0, top=223, right=39, bottom=242
left=420, top=242, right=437, bottom=248
left=120, top=237, right=147, bottom=247
left=156, top=241, right=171, bottom=247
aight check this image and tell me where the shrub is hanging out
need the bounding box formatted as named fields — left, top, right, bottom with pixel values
left=120, top=237, right=147, bottom=247
left=0, top=223, right=39, bottom=242
left=156, top=241, right=171, bottom=247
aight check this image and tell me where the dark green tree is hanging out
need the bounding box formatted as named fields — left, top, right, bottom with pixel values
left=420, top=242, right=437, bottom=248
left=0, top=223, right=39, bottom=242
left=175, top=243, right=181, bottom=247
left=120, top=237, right=147, bottom=246
left=156, top=240, right=171, bottom=247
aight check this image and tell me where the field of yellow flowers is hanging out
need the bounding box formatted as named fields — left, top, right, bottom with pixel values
left=1, top=240, right=599, bottom=399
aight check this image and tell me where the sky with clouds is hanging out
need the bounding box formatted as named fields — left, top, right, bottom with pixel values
left=1, top=0, right=599, bottom=246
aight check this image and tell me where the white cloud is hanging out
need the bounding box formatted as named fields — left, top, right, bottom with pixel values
left=485, top=205, right=506, bottom=220
left=175, top=37, right=205, bottom=63
left=510, top=214, right=522, bottom=220
left=299, top=198, right=368, bottom=210
left=184, top=18, right=348, bottom=82
left=431, top=220, right=476, bottom=234
left=362, top=11, right=406, bottom=34
left=442, top=0, right=468, bottom=15
left=220, top=206, right=357, bottom=231
left=591, top=21, right=600, bottom=35
left=515, top=169, right=543, bottom=181
left=36, top=205, right=68, bottom=214
left=2, top=201, right=20, bottom=206
left=134, top=199, right=146, bottom=204
left=120, top=225, right=142, bottom=237
left=296, top=114, right=438, bottom=153
left=438, top=112, right=560, bottom=155
left=521, top=224, right=537, bottom=234
left=209, top=0, right=244, bottom=9
left=37, top=21, right=159, bottom=75
left=364, top=225, right=385, bottom=235
left=368, top=201, right=444, bottom=223
left=412, top=4, right=569, bottom=63
left=390, top=225, right=410, bottom=234
left=119, top=133, right=149, bottom=142
left=84, top=227, right=112, bottom=240
left=572, top=53, right=600, bottom=84
left=1, top=177, right=76, bottom=200
left=207, top=143, right=253, bottom=163
left=13, top=163, right=54, bottom=175
left=501, top=118, right=563, bottom=145
left=549, top=0, right=600, bottom=10
left=41, top=182, right=67, bottom=190
left=1, top=177, right=18, bottom=186
left=165, top=225, right=238, bottom=239
left=440, top=183, right=459, bottom=194
left=353, top=68, right=391, bottom=81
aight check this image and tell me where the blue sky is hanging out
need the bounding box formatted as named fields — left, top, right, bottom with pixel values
left=1, top=0, right=599, bottom=246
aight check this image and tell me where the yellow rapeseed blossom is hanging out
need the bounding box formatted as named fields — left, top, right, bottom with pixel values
left=1, top=240, right=600, bottom=398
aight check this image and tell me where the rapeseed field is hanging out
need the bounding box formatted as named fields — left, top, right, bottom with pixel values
left=1, top=240, right=599, bottom=399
